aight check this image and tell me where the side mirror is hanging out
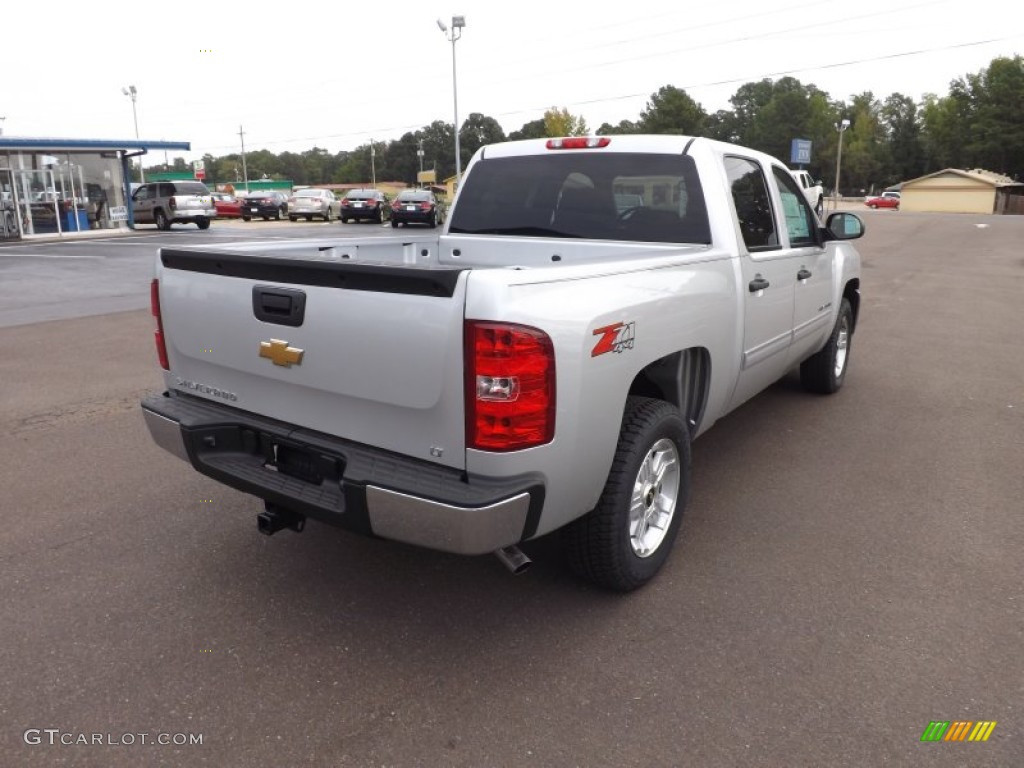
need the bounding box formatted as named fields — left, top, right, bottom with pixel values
left=824, top=212, right=864, bottom=240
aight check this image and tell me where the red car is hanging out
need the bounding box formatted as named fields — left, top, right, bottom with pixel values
left=864, top=191, right=900, bottom=209
left=212, top=193, right=242, bottom=218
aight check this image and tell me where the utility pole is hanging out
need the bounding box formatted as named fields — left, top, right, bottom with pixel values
left=238, top=125, right=249, bottom=192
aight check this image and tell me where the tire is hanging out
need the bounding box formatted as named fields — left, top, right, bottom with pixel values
left=154, top=210, right=170, bottom=231
left=391, top=219, right=398, bottom=228
left=429, top=211, right=438, bottom=228
left=289, top=216, right=297, bottom=222
left=868, top=203, right=877, bottom=209
left=815, top=197, right=824, bottom=218
left=274, top=210, right=281, bottom=221
left=196, top=218, right=210, bottom=230
left=324, top=208, right=332, bottom=222
left=565, top=397, right=691, bottom=592
left=242, top=216, right=251, bottom=222
left=800, top=297, right=853, bottom=394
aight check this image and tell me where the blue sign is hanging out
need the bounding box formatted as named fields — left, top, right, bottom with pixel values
left=791, top=139, right=812, bottom=165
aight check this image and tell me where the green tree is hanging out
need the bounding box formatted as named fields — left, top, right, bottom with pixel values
left=840, top=92, right=888, bottom=193
left=637, top=85, right=706, bottom=135
left=881, top=93, right=925, bottom=184
left=461, top=113, right=507, bottom=163
left=543, top=107, right=589, bottom=137
left=965, top=55, right=1024, bottom=177
left=509, top=118, right=546, bottom=141
left=595, top=119, right=639, bottom=135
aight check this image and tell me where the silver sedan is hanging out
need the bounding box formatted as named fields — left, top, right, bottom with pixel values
left=288, top=188, right=342, bottom=222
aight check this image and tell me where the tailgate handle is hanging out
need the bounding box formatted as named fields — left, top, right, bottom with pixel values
left=253, top=286, right=306, bottom=327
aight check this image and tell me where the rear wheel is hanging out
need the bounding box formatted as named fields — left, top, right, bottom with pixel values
left=377, top=207, right=385, bottom=224
left=429, top=211, right=438, bottom=228
left=800, top=297, right=853, bottom=394
left=242, top=216, right=251, bottom=222
left=391, top=218, right=399, bottom=228
left=196, top=217, right=210, bottom=230
left=289, top=216, right=297, bottom=222
left=815, top=197, right=824, bottom=218
left=324, top=208, right=332, bottom=222
left=154, top=210, right=170, bottom=231
left=565, top=397, right=690, bottom=592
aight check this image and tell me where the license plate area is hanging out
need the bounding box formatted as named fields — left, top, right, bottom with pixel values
left=265, top=439, right=338, bottom=485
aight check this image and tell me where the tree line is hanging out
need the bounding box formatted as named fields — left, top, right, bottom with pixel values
left=147, top=55, right=1023, bottom=195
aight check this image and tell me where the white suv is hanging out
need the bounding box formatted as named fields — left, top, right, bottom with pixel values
left=131, top=181, right=215, bottom=230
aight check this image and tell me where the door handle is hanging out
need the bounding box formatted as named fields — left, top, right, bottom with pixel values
left=797, top=269, right=812, bottom=280
left=748, top=277, right=770, bottom=292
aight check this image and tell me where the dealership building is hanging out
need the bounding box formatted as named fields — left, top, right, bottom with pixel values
left=0, top=136, right=190, bottom=241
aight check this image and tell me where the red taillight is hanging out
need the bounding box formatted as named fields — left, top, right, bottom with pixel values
left=546, top=136, right=611, bottom=150
left=465, top=321, right=555, bottom=451
left=150, top=279, right=169, bottom=371
left=420, top=202, right=432, bottom=210
left=391, top=202, right=401, bottom=210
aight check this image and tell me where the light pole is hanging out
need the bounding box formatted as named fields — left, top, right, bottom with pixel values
left=417, top=139, right=425, bottom=177
left=121, top=85, right=143, bottom=182
left=238, top=125, right=249, bottom=192
left=833, top=118, right=850, bottom=212
left=370, top=141, right=376, bottom=189
left=437, top=15, right=466, bottom=185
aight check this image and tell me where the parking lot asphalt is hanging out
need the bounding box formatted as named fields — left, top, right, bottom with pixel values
left=0, top=211, right=1021, bottom=767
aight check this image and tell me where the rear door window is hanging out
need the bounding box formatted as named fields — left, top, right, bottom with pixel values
left=724, top=156, right=778, bottom=251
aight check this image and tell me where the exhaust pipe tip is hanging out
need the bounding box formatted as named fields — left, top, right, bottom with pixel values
left=494, top=545, right=532, bottom=575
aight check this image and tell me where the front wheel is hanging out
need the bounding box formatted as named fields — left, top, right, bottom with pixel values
left=565, top=397, right=690, bottom=592
left=800, top=297, right=853, bottom=394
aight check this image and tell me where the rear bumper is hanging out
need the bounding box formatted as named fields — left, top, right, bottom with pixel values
left=173, top=207, right=215, bottom=220
left=342, top=207, right=383, bottom=220
left=141, top=391, right=544, bottom=555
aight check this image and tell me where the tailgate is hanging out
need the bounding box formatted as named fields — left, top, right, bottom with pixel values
left=157, top=248, right=469, bottom=470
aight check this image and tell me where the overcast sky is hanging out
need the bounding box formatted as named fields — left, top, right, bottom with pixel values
left=2, top=0, right=1019, bottom=163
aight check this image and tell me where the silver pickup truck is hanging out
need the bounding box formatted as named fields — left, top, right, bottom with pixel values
left=141, top=135, right=864, bottom=591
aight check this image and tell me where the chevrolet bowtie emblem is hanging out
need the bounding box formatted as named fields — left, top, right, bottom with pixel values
left=259, top=339, right=304, bottom=367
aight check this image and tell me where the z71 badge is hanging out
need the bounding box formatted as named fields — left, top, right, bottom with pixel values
left=591, top=322, right=636, bottom=357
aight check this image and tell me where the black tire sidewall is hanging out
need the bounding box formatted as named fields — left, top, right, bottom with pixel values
left=568, top=397, right=691, bottom=591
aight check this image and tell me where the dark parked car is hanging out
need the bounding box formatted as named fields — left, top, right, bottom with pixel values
left=390, top=189, right=442, bottom=228
left=241, top=191, right=289, bottom=221
left=341, top=189, right=390, bottom=223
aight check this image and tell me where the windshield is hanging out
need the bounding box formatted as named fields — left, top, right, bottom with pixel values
left=448, top=153, right=710, bottom=244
